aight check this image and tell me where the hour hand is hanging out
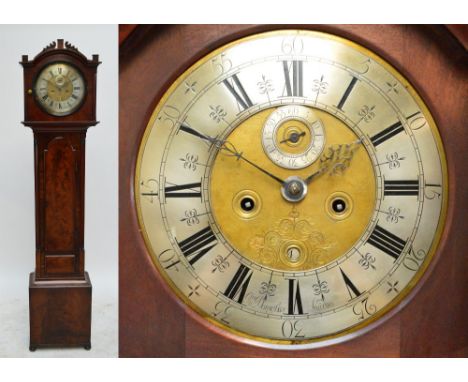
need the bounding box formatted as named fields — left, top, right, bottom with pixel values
left=305, top=138, right=362, bottom=184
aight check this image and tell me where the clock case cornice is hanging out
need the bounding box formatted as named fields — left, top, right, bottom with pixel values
left=21, top=39, right=101, bottom=128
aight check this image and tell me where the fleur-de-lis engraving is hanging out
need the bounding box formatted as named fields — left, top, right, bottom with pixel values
left=257, top=74, right=274, bottom=95
left=211, top=255, right=230, bottom=273
left=180, top=153, right=199, bottom=171
left=209, top=105, right=227, bottom=123
left=259, top=281, right=277, bottom=297
left=386, top=152, right=405, bottom=169
left=386, top=206, right=404, bottom=224
left=312, top=280, right=329, bottom=297
left=358, top=105, right=376, bottom=123
left=311, top=75, right=328, bottom=94
left=359, top=253, right=376, bottom=270
left=386, top=81, right=399, bottom=94
left=180, top=209, right=200, bottom=226
left=184, top=80, right=197, bottom=95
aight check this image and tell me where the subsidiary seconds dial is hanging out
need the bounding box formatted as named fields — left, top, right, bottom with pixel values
left=262, top=105, right=325, bottom=169
left=135, top=30, right=447, bottom=348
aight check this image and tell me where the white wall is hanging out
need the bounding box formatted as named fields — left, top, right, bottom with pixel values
left=0, top=25, right=118, bottom=357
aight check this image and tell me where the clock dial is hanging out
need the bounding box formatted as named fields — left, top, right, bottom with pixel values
left=34, top=62, right=86, bottom=116
left=135, top=30, right=447, bottom=347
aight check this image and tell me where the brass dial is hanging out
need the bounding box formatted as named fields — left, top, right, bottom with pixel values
left=34, top=62, right=86, bottom=116
left=135, top=30, right=447, bottom=348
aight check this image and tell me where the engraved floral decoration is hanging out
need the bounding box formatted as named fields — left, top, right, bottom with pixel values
left=184, top=80, right=197, bottom=95
left=311, top=75, right=328, bottom=94
left=358, top=105, right=376, bottom=123
left=249, top=209, right=334, bottom=269
left=209, top=105, right=227, bottom=123
left=187, top=284, right=200, bottom=298
left=257, top=74, right=274, bottom=100
left=385, top=206, right=404, bottom=224
left=386, top=281, right=399, bottom=294
left=180, top=209, right=200, bottom=226
left=386, top=81, right=399, bottom=94
left=385, top=152, right=405, bottom=169
left=180, top=153, right=199, bottom=171
left=358, top=253, right=376, bottom=270
left=259, top=281, right=277, bottom=297
left=312, top=280, right=329, bottom=300
left=211, top=255, right=230, bottom=273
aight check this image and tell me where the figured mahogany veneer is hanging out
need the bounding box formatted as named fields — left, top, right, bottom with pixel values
left=119, top=25, right=468, bottom=357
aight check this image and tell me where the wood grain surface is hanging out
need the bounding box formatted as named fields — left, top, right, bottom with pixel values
left=119, top=25, right=468, bottom=357
left=21, top=40, right=100, bottom=281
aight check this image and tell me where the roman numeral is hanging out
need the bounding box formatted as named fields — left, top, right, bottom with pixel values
left=384, top=180, right=419, bottom=196
left=41, top=95, right=48, bottom=101
left=287, top=279, right=304, bottom=315
left=340, top=268, right=362, bottom=300
left=71, top=94, right=78, bottom=100
left=164, top=181, right=202, bottom=199
left=336, top=76, right=358, bottom=110
left=367, top=224, right=407, bottom=260
left=282, top=60, right=303, bottom=97
left=176, top=226, right=217, bottom=266
left=222, top=74, right=253, bottom=111
left=370, top=120, right=405, bottom=147
left=223, top=264, right=253, bottom=304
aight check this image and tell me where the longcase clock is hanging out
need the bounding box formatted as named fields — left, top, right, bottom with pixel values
left=119, top=25, right=468, bottom=357
left=21, top=39, right=100, bottom=351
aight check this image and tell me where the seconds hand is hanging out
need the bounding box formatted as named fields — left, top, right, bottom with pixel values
left=180, top=125, right=285, bottom=185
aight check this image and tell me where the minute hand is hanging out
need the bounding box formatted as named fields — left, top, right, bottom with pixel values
left=220, top=141, right=285, bottom=185
left=179, top=125, right=285, bottom=185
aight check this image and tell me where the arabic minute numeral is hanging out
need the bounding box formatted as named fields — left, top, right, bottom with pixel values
left=281, top=36, right=304, bottom=54
left=403, top=246, right=426, bottom=272
left=161, top=105, right=181, bottom=129
left=212, top=301, right=232, bottom=325
left=424, top=183, right=442, bottom=200
left=352, top=297, right=376, bottom=320
left=211, top=53, right=232, bottom=74
left=158, top=249, right=180, bottom=271
left=281, top=320, right=305, bottom=339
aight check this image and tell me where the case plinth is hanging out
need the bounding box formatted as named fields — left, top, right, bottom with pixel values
left=29, top=272, right=92, bottom=351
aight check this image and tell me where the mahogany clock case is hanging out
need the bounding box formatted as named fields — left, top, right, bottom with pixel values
left=0, top=25, right=118, bottom=357
left=119, top=25, right=468, bottom=357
